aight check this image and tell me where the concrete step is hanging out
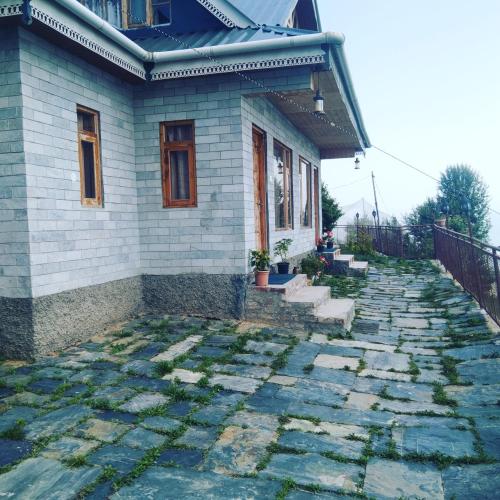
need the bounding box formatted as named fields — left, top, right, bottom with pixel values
left=265, top=274, right=308, bottom=297
left=315, top=298, right=355, bottom=331
left=286, top=286, right=331, bottom=307
left=334, top=254, right=355, bottom=265
left=349, top=261, right=369, bottom=277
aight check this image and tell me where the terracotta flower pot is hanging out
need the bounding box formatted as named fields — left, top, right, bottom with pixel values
left=255, top=270, right=270, bottom=287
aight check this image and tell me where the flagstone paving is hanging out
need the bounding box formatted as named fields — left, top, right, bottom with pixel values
left=0, top=259, right=499, bottom=498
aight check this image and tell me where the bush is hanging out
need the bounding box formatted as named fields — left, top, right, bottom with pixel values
left=346, top=229, right=375, bottom=256
left=300, top=254, right=325, bottom=278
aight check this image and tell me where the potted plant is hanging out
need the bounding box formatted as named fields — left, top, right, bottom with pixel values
left=250, top=249, right=271, bottom=286
left=316, top=238, right=325, bottom=253
left=324, top=231, right=335, bottom=249
left=273, top=238, right=292, bottom=274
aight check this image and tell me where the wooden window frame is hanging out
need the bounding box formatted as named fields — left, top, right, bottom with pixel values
left=122, top=0, right=172, bottom=28
left=299, top=156, right=312, bottom=227
left=273, top=139, right=293, bottom=231
left=160, top=120, right=197, bottom=208
left=77, top=105, right=102, bottom=208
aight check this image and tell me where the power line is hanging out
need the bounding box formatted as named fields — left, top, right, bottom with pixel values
left=126, top=9, right=500, bottom=218
left=331, top=175, right=370, bottom=190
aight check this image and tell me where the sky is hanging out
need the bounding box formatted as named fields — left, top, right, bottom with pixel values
left=317, top=0, right=500, bottom=244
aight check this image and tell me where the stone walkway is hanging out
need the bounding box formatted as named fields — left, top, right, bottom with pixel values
left=0, top=259, right=499, bottom=499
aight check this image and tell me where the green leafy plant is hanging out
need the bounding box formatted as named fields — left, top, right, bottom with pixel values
left=250, top=249, right=270, bottom=271
left=273, top=238, right=292, bottom=263
left=300, top=254, right=325, bottom=278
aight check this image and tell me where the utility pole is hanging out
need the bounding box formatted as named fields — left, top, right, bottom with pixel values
left=371, top=171, right=382, bottom=252
left=371, top=171, right=381, bottom=227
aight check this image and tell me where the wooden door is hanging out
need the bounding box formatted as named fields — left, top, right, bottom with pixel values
left=252, top=127, right=268, bottom=250
left=314, top=166, right=320, bottom=243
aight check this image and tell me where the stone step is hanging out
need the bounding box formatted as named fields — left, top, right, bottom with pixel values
left=314, top=298, right=355, bottom=331
left=286, top=286, right=331, bottom=307
left=334, top=254, right=355, bottom=265
left=265, top=274, right=308, bottom=297
left=349, top=261, right=369, bottom=277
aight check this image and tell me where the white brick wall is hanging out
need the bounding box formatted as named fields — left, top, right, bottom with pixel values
left=241, top=94, right=321, bottom=267
left=2, top=28, right=323, bottom=298
left=135, top=68, right=320, bottom=276
left=0, top=27, right=31, bottom=298
left=18, top=29, right=141, bottom=298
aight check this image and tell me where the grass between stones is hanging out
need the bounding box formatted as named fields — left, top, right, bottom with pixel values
left=0, top=420, right=25, bottom=440
left=432, top=383, right=458, bottom=407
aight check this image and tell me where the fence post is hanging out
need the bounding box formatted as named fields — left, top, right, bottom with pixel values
left=432, top=226, right=437, bottom=260
left=493, top=248, right=500, bottom=310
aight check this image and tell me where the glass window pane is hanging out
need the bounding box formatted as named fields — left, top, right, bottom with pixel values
left=170, top=150, right=190, bottom=200
left=129, top=0, right=147, bottom=24
left=77, top=111, right=95, bottom=133
left=166, top=124, right=192, bottom=142
left=273, top=143, right=285, bottom=228
left=286, top=160, right=292, bottom=227
left=300, top=160, right=311, bottom=226
left=82, top=140, right=96, bottom=199
left=152, top=0, right=171, bottom=24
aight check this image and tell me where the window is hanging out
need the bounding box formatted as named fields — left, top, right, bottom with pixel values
left=299, top=157, right=312, bottom=227
left=160, top=121, right=197, bottom=208
left=78, top=1, right=121, bottom=27
left=77, top=106, right=102, bottom=207
left=124, top=0, right=171, bottom=27
left=273, top=140, right=293, bottom=229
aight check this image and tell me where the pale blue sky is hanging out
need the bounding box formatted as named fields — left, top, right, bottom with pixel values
left=318, top=0, right=500, bottom=243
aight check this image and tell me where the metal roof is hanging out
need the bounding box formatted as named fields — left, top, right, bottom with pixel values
left=229, top=0, right=298, bottom=27
left=124, top=26, right=316, bottom=52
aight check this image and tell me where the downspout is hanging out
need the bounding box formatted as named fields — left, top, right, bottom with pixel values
left=21, top=0, right=32, bottom=26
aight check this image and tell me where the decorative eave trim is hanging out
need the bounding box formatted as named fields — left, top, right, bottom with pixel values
left=0, top=2, right=22, bottom=16
left=152, top=53, right=325, bottom=81
left=30, top=6, right=146, bottom=79
left=195, top=0, right=235, bottom=28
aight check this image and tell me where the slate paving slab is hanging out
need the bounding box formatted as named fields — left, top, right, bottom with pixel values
left=175, top=426, right=219, bottom=450
left=140, top=416, right=182, bottom=434
left=118, top=393, right=168, bottom=414
left=442, top=464, right=500, bottom=500
left=40, top=436, right=100, bottom=460
left=0, top=406, right=38, bottom=433
left=261, top=453, right=363, bottom=493
left=111, top=466, right=282, bottom=499
left=0, top=457, right=100, bottom=499
left=364, top=458, right=444, bottom=500
left=0, top=439, right=33, bottom=467
left=156, top=448, right=204, bottom=468
left=279, top=430, right=364, bottom=459
left=74, top=418, right=130, bottom=443
left=209, top=374, right=262, bottom=394
left=87, top=445, right=145, bottom=475
left=313, top=354, right=359, bottom=371
left=393, top=426, right=476, bottom=458
left=211, top=363, right=272, bottom=379
left=364, top=351, right=410, bottom=372
left=120, top=427, right=166, bottom=449
left=24, top=405, right=94, bottom=441
left=457, top=359, right=500, bottom=385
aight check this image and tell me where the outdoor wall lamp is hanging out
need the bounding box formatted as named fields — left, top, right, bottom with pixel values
left=313, top=72, right=325, bottom=115
left=354, top=157, right=361, bottom=169
left=313, top=88, right=325, bottom=115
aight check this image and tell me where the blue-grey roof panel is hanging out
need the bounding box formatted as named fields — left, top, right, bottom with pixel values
left=124, top=26, right=315, bottom=52
left=229, top=0, right=298, bottom=27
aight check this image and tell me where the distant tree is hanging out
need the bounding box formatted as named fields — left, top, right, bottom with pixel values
left=405, top=198, right=440, bottom=226
left=437, top=165, right=490, bottom=240
left=321, top=183, right=343, bottom=231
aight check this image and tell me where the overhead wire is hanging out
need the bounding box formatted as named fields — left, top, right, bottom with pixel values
left=127, top=9, right=500, bottom=218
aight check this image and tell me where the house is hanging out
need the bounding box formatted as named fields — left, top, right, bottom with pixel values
left=0, top=0, right=369, bottom=358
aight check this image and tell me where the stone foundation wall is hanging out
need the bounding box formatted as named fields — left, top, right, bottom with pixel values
left=142, top=274, right=248, bottom=320
left=1, top=276, right=142, bottom=360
